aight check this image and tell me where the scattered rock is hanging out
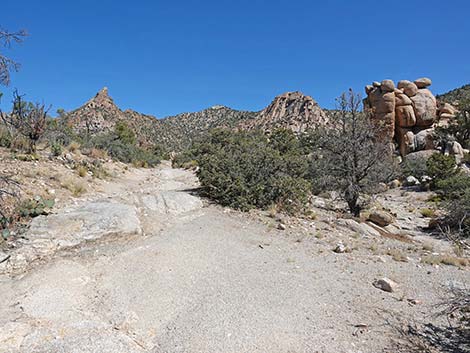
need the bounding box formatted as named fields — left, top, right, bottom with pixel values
left=388, top=179, right=401, bottom=189
left=373, top=278, right=398, bottom=293
left=336, top=219, right=381, bottom=237
left=368, top=210, right=395, bottom=227
left=333, top=242, right=347, bottom=253
left=404, top=175, right=420, bottom=186
left=278, top=223, right=286, bottom=230
left=445, top=141, right=465, bottom=163
left=407, top=298, right=422, bottom=305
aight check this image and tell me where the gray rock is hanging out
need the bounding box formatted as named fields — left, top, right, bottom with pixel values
left=1, top=202, right=142, bottom=274
left=278, top=223, right=286, bottom=230
left=28, top=202, right=142, bottom=248
left=142, top=191, right=203, bottom=215
left=404, top=176, right=420, bottom=186
left=336, top=219, right=381, bottom=237
left=333, top=243, right=347, bottom=253
left=445, top=141, right=465, bottom=164
left=373, top=278, right=398, bottom=293
left=368, top=210, right=395, bottom=227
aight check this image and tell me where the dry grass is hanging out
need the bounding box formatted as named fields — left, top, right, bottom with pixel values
left=67, top=141, right=80, bottom=153
left=76, top=165, right=88, bottom=178
left=421, top=254, right=469, bottom=268
left=89, top=148, right=108, bottom=160
left=386, top=248, right=409, bottom=262
left=61, top=178, right=87, bottom=197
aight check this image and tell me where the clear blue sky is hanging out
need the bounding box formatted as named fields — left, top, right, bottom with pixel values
left=1, top=0, right=469, bottom=117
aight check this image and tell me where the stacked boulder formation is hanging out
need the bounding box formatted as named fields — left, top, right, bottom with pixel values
left=364, top=78, right=457, bottom=157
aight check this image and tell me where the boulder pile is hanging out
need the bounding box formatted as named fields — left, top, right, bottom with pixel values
left=364, top=78, right=458, bottom=157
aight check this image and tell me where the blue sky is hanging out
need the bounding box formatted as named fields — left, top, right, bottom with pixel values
left=1, top=0, right=469, bottom=117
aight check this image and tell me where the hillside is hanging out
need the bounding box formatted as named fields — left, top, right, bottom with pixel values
left=158, top=106, right=258, bottom=150
left=62, top=87, right=164, bottom=148
left=437, top=84, right=470, bottom=105
left=239, top=91, right=328, bottom=132
left=61, top=88, right=328, bottom=151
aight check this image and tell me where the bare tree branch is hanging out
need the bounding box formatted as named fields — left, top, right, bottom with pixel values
left=0, top=27, right=27, bottom=86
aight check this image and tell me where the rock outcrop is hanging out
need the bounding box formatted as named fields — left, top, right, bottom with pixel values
left=239, top=91, right=328, bottom=132
left=364, top=78, right=458, bottom=156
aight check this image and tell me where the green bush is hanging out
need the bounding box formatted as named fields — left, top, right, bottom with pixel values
left=50, top=141, right=62, bottom=156
left=0, top=126, right=12, bottom=148
left=401, top=156, right=429, bottom=179
left=426, top=153, right=457, bottom=188
left=80, top=122, right=160, bottom=167
left=17, top=197, right=55, bottom=218
left=192, top=129, right=311, bottom=213
left=430, top=163, right=470, bottom=238
left=114, top=121, right=136, bottom=145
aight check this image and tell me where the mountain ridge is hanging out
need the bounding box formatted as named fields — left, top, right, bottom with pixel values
left=60, top=87, right=329, bottom=151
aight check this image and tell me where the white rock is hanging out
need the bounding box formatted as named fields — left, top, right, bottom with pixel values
left=373, top=278, right=398, bottom=293
left=404, top=176, right=420, bottom=186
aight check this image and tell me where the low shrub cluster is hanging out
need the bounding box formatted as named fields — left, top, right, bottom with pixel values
left=182, top=129, right=312, bottom=213
left=426, top=153, right=470, bottom=238
left=45, top=120, right=166, bottom=167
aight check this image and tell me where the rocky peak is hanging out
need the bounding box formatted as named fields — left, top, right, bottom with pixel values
left=84, top=87, right=118, bottom=111
left=239, top=91, right=328, bottom=132
left=209, top=105, right=226, bottom=110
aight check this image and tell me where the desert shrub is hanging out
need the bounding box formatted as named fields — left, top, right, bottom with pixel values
left=114, top=121, right=136, bottom=145
left=0, top=91, right=48, bottom=153
left=401, top=156, right=429, bottom=179
left=430, top=167, right=470, bottom=238
left=310, top=90, right=395, bottom=215
left=151, top=143, right=170, bottom=160
left=0, top=175, right=18, bottom=236
left=172, top=149, right=199, bottom=169
left=50, top=141, right=62, bottom=156
left=0, top=125, right=11, bottom=147
left=44, top=119, right=78, bottom=147
left=17, top=197, right=55, bottom=218
left=82, top=123, right=160, bottom=167
left=426, top=153, right=457, bottom=187
left=88, top=148, right=108, bottom=160
left=420, top=208, right=436, bottom=218
left=436, top=98, right=470, bottom=149
left=193, top=129, right=311, bottom=213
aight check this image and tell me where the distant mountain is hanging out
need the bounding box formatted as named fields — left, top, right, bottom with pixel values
left=61, top=88, right=328, bottom=151
left=239, top=91, right=328, bottom=132
left=161, top=106, right=258, bottom=150
left=436, top=84, right=470, bottom=106
left=62, top=87, right=162, bottom=147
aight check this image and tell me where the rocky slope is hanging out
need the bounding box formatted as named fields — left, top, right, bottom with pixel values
left=62, top=88, right=165, bottom=148
left=160, top=105, right=258, bottom=150
left=437, top=84, right=470, bottom=106
left=61, top=89, right=328, bottom=151
left=239, top=91, right=328, bottom=132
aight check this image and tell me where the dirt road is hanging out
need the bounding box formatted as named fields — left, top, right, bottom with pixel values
left=0, top=164, right=467, bottom=352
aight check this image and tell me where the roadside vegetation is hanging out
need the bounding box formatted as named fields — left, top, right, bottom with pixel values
left=175, top=90, right=398, bottom=216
